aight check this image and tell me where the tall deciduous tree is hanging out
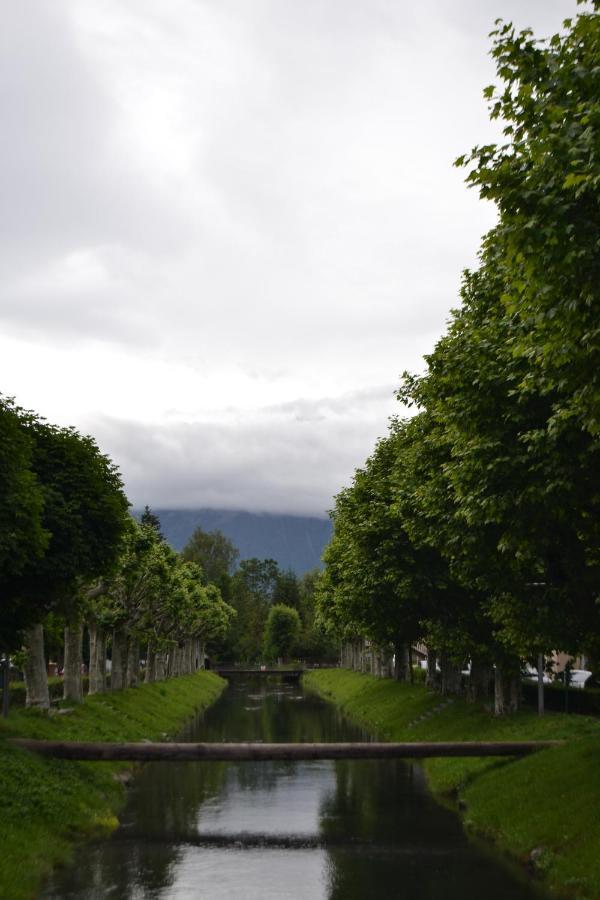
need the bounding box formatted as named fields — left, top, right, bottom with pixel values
left=0, top=398, right=48, bottom=593
left=263, top=604, right=300, bottom=661
left=181, top=527, right=239, bottom=599
left=1, top=415, right=129, bottom=706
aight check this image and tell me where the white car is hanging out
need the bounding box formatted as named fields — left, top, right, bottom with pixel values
left=563, top=669, right=593, bottom=690
left=523, top=664, right=552, bottom=684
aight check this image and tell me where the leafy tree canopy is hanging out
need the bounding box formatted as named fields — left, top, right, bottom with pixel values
left=263, top=603, right=301, bottom=661
left=181, top=527, right=239, bottom=587
left=1, top=411, right=129, bottom=647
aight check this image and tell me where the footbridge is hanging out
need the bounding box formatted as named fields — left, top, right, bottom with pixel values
left=10, top=739, right=563, bottom=762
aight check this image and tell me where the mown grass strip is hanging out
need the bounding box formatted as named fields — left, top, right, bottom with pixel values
left=304, top=668, right=600, bottom=900
left=0, top=671, right=226, bottom=900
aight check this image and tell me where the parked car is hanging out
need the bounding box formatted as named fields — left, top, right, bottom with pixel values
left=565, top=669, right=593, bottom=690
left=523, top=664, right=552, bottom=684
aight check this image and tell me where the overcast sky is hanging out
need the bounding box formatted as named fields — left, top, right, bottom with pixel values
left=0, top=0, right=576, bottom=516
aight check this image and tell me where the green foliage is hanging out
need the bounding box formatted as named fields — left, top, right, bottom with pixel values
left=0, top=404, right=130, bottom=647
left=140, top=505, right=164, bottom=541
left=320, top=429, right=468, bottom=661
left=220, top=558, right=280, bottom=662
left=263, top=603, right=301, bottom=661
left=306, top=669, right=600, bottom=899
left=459, top=5, right=600, bottom=439
left=320, top=5, right=600, bottom=678
left=272, top=568, right=301, bottom=608
left=102, top=517, right=236, bottom=653
left=0, top=397, right=48, bottom=585
left=295, top=569, right=338, bottom=661
left=0, top=672, right=225, bottom=900
left=181, top=526, right=239, bottom=595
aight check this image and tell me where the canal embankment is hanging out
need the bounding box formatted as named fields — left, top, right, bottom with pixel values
left=0, top=671, right=225, bottom=900
left=304, top=668, right=600, bottom=900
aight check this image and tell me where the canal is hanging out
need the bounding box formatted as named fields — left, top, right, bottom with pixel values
left=42, top=675, right=544, bottom=899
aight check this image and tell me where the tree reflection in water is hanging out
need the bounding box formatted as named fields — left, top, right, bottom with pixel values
left=42, top=676, right=546, bottom=900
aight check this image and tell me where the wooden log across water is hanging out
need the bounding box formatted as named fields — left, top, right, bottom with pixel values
left=9, top=739, right=563, bottom=762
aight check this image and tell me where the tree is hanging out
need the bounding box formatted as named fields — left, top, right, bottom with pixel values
left=387, top=6, right=600, bottom=708
left=457, top=3, right=600, bottom=441
left=0, top=397, right=48, bottom=593
left=273, top=569, right=301, bottom=608
left=221, top=558, right=281, bottom=661
left=295, top=569, right=338, bottom=662
left=102, top=517, right=175, bottom=689
left=1, top=415, right=129, bottom=706
left=321, top=432, right=451, bottom=681
left=181, top=527, right=239, bottom=597
left=263, top=604, right=300, bottom=661
left=3, top=417, right=129, bottom=702
left=140, top=505, right=164, bottom=541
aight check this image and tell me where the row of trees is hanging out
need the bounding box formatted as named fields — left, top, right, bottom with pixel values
left=0, top=397, right=236, bottom=710
left=317, top=4, right=600, bottom=713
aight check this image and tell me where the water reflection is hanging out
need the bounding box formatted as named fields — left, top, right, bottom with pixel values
left=42, top=676, right=545, bottom=899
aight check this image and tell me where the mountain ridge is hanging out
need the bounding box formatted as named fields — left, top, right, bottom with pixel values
left=133, top=508, right=332, bottom=575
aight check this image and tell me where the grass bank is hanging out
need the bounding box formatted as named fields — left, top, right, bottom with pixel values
left=304, top=668, right=600, bottom=900
left=0, top=671, right=226, bottom=900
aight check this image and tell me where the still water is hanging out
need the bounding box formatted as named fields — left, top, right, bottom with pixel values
left=42, top=676, right=543, bottom=899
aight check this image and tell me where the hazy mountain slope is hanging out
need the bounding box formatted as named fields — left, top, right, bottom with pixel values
left=135, top=509, right=332, bottom=575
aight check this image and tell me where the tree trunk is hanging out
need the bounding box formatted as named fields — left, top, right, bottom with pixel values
left=426, top=649, right=438, bottom=690
left=170, top=645, right=182, bottom=678
left=468, top=657, right=493, bottom=703
left=440, top=652, right=462, bottom=695
left=183, top=639, right=194, bottom=674
left=23, top=624, right=50, bottom=710
left=343, top=642, right=352, bottom=669
left=111, top=628, right=128, bottom=691
left=537, top=652, right=545, bottom=716
left=145, top=643, right=156, bottom=683
left=385, top=648, right=394, bottom=678
left=88, top=622, right=106, bottom=695
left=154, top=651, right=166, bottom=681
left=63, top=621, right=83, bottom=702
left=393, top=642, right=411, bottom=681
left=126, top=641, right=140, bottom=687
left=2, top=655, right=10, bottom=718
left=494, top=665, right=521, bottom=715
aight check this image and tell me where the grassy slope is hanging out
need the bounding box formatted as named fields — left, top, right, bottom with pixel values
left=304, top=668, right=600, bottom=900
left=0, top=671, right=226, bottom=900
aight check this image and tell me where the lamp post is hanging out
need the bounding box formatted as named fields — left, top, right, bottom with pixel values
left=529, top=582, right=547, bottom=717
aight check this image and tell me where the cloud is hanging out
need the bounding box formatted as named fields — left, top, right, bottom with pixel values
left=0, top=0, right=577, bottom=514
left=84, top=385, right=399, bottom=515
